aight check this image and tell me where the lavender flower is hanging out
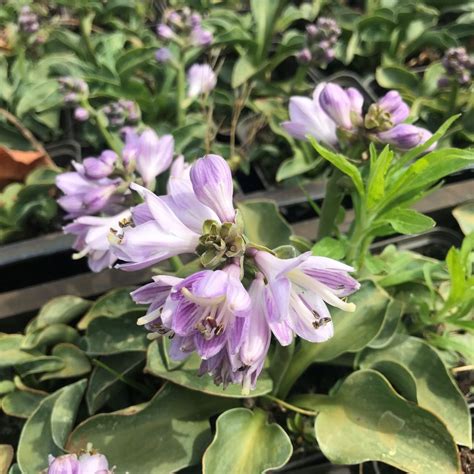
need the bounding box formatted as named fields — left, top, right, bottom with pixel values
left=281, top=83, right=337, bottom=145
left=155, top=47, right=172, bottom=63
left=365, top=90, right=410, bottom=131
left=101, top=100, right=140, bottom=128
left=191, top=26, right=213, bottom=46
left=377, top=124, right=434, bottom=151
left=297, top=17, right=341, bottom=67
left=319, top=83, right=354, bottom=130
left=64, top=210, right=131, bottom=272
left=56, top=169, right=122, bottom=219
left=187, top=64, right=217, bottom=97
left=48, top=450, right=113, bottom=474
left=125, top=129, right=174, bottom=188
left=252, top=250, right=359, bottom=345
left=82, top=150, right=117, bottom=180
left=74, top=107, right=90, bottom=122
left=58, top=77, right=88, bottom=105
left=157, top=24, right=175, bottom=40
left=19, top=6, right=39, bottom=34
left=439, top=47, right=473, bottom=87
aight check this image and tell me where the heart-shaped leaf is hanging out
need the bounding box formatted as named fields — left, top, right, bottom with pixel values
left=40, top=344, right=91, bottom=381
left=203, top=408, right=293, bottom=474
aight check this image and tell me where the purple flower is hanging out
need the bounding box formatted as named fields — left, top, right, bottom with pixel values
left=296, top=48, right=312, bottom=64
left=365, top=91, right=410, bottom=130
left=191, top=26, right=213, bottom=46
left=47, top=454, right=80, bottom=474
left=58, top=77, right=88, bottom=105
left=82, top=151, right=117, bottom=180
left=190, top=154, right=235, bottom=223
left=155, top=47, right=172, bottom=63
left=168, top=155, right=190, bottom=185
left=77, top=452, right=112, bottom=473
left=282, top=83, right=338, bottom=145
left=157, top=23, right=174, bottom=39
left=64, top=210, right=131, bottom=272
left=377, top=124, right=434, bottom=151
left=252, top=250, right=359, bottom=345
left=56, top=170, right=122, bottom=219
left=131, top=129, right=174, bottom=188
left=19, top=6, right=39, bottom=34
left=187, top=64, right=217, bottom=97
left=346, top=87, right=364, bottom=123
left=111, top=183, right=202, bottom=271
left=74, top=107, right=89, bottom=122
left=319, top=83, right=353, bottom=130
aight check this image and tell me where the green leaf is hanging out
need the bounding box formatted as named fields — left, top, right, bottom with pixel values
left=2, top=390, right=47, bottom=419
left=146, top=342, right=272, bottom=398
left=15, top=355, right=65, bottom=377
left=40, top=344, right=91, bottom=380
left=237, top=200, right=292, bottom=249
left=0, top=445, right=13, bottom=474
left=231, top=55, right=259, bottom=88
left=308, top=137, right=365, bottom=196
left=382, top=209, right=435, bottom=235
left=203, top=408, right=292, bottom=474
left=293, top=370, right=460, bottom=473
left=311, top=237, right=347, bottom=259
left=452, top=202, right=474, bottom=235
left=375, top=66, right=420, bottom=93
left=67, top=384, right=237, bottom=473
left=276, top=151, right=319, bottom=181
left=35, top=295, right=91, bottom=330
left=116, top=47, right=156, bottom=79
left=15, top=80, right=60, bottom=117
left=251, top=0, right=284, bottom=60
left=368, top=300, right=403, bottom=349
left=77, top=287, right=137, bottom=330
left=21, top=323, right=79, bottom=350
left=84, top=311, right=148, bottom=355
left=296, top=281, right=390, bottom=363
left=0, top=335, right=36, bottom=368
left=0, top=380, right=15, bottom=396
left=17, top=380, right=86, bottom=473
left=366, top=145, right=393, bottom=209
left=359, top=335, right=471, bottom=446
left=86, top=352, right=145, bottom=415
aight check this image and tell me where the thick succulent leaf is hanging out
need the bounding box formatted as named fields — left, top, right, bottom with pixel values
left=86, top=351, right=146, bottom=414
left=237, top=200, right=292, bottom=249
left=368, top=300, right=404, bottom=349
left=17, top=380, right=86, bottom=473
left=296, top=281, right=390, bottom=363
left=203, top=408, right=293, bottom=474
left=0, top=445, right=13, bottom=473
left=2, top=390, right=47, bottom=418
left=77, top=287, right=140, bottom=330
left=21, top=324, right=79, bottom=350
left=40, top=344, right=91, bottom=380
left=67, top=384, right=237, bottom=473
left=0, top=335, right=37, bottom=368
left=35, top=295, right=91, bottom=330
left=83, top=310, right=148, bottom=355
left=15, top=355, right=65, bottom=377
left=359, top=335, right=471, bottom=446
left=293, top=370, right=460, bottom=473
left=146, top=342, right=272, bottom=398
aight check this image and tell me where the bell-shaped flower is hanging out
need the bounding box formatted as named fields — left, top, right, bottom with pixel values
left=77, top=452, right=112, bottom=473
left=187, top=64, right=217, bottom=97
left=190, top=154, right=235, bottom=223
left=281, top=83, right=337, bottom=145
left=56, top=171, right=122, bottom=219
left=47, top=454, right=80, bottom=474
left=82, top=150, right=117, bottom=179
left=252, top=250, right=360, bottom=345
left=111, top=184, right=201, bottom=271
left=319, top=83, right=353, bottom=130
left=128, top=129, right=174, bottom=188
left=365, top=90, right=410, bottom=131
left=64, top=209, right=131, bottom=272
left=377, top=124, right=434, bottom=151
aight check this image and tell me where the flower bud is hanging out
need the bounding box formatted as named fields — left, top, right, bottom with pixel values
left=74, top=107, right=89, bottom=122
left=155, top=47, right=172, bottom=63
left=47, top=454, right=80, bottom=474
left=377, top=124, right=434, bottom=150
left=296, top=48, right=312, bottom=64
left=187, top=64, right=217, bottom=97
left=156, top=23, right=174, bottom=39
left=319, top=83, right=353, bottom=129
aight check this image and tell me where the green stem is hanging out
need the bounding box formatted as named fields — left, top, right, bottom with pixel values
left=263, top=395, right=317, bottom=417
left=317, top=169, right=343, bottom=240
left=169, top=256, right=183, bottom=272
left=95, top=111, right=123, bottom=155
left=176, top=53, right=186, bottom=127
left=92, top=359, right=152, bottom=397
left=446, top=79, right=459, bottom=119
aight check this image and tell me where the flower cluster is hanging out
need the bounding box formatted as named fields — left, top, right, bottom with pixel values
left=47, top=449, right=113, bottom=473
left=297, top=17, right=341, bottom=67
left=156, top=7, right=213, bottom=58
left=57, top=129, right=174, bottom=272
left=58, top=77, right=89, bottom=105
left=283, top=82, right=434, bottom=151
left=18, top=6, right=39, bottom=34
left=112, top=155, right=360, bottom=392
left=101, top=100, right=141, bottom=129
left=438, top=47, right=473, bottom=87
